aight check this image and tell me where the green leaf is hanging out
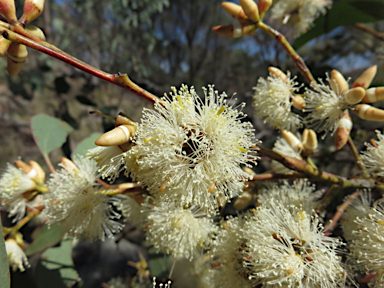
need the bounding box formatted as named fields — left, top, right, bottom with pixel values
left=293, top=0, right=384, bottom=49
left=0, top=221, right=10, bottom=288
left=31, top=114, right=74, bottom=157
left=72, top=132, right=103, bottom=158
left=41, top=239, right=78, bottom=283
left=25, top=223, right=65, bottom=256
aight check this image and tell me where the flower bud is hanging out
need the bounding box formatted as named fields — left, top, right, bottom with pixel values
left=242, top=166, right=256, bottom=176
left=0, top=36, right=12, bottom=57
left=268, top=66, right=287, bottom=81
left=330, top=70, right=348, bottom=95
left=302, top=129, right=317, bottom=155
left=20, top=0, right=45, bottom=25
left=25, top=25, right=46, bottom=40
left=258, top=0, right=272, bottom=18
left=61, top=157, right=78, bottom=172
left=115, top=113, right=137, bottom=127
left=212, top=22, right=257, bottom=38
left=234, top=191, right=253, bottom=210
left=239, top=0, right=259, bottom=22
left=335, top=110, right=352, bottom=150
left=343, top=87, right=365, bottom=105
left=352, top=65, right=377, bottom=89
left=354, top=104, right=384, bottom=121
left=281, top=130, right=302, bottom=151
left=0, top=0, right=17, bottom=23
left=361, top=87, right=384, bottom=103
left=29, top=161, right=45, bottom=185
left=14, top=160, right=33, bottom=175
left=95, top=125, right=135, bottom=146
left=221, top=2, right=247, bottom=21
left=291, top=95, right=306, bottom=110
left=7, top=42, right=28, bottom=76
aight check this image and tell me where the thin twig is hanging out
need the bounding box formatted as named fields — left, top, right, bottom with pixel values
left=257, top=21, right=315, bottom=85
left=0, top=24, right=159, bottom=104
left=250, top=172, right=307, bottom=181
left=324, top=190, right=360, bottom=234
left=4, top=207, right=43, bottom=237
left=354, top=23, right=384, bottom=42
left=347, top=136, right=369, bottom=177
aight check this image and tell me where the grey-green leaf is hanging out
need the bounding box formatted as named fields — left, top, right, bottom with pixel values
left=25, top=223, right=65, bottom=256
left=72, top=132, right=103, bottom=158
left=31, top=114, right=74, bottom=156
left=0, top=221, right=10, bottom=288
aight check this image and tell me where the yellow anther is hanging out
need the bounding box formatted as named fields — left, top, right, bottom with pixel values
left=236, top=146, right=247, bottom=153
left=217, top=106, right=226, bottom=115
left=144, top=137, right=154, bottom=143
left=378, top=220, right=384, bottom=226
left=177, top=95, right=183, bottom=106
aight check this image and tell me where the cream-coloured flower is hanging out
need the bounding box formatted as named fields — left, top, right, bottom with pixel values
left=253, top=71, right=302, bottom=131
left=213, top=199, right=346, bottom=287
left=360, top=130, right=384, bottom=180
left=347, top=198, right=384, bottom=286
left=257, top=180, right=319, bottom=213
left=0, top=163, right=36, bottom=222
left=270, top=0, right=332, bottom=36
left=125, top=85, right=258, bottom=211
left=5, top=238, right=30, bottom=272
left=113, top=194, right=146, bottom=227
left=145, top=201, right=215, bottom=260
left=242, top=199, right=346, bottom=287
left=44, top=156, right=123, bottom=241
left=305, top=76, right=351, bottom=135
left=87, top=145, right=126, bottom=181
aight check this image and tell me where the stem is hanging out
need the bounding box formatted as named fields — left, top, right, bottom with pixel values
left=257, top=21, right=315, bottom=84
left=315, top=184, right=341, bottom=215
left=4, top=208, right=43, bottom=237
left=324, top=190, right=360, bottom=234
left=255, top=144, right=378, bottom=189
left=250, top=172, right=307, bottom=181
left=354, top=23, right=384, bottom=42
left=347, top=136, right=369, bottom=177
left=0, top=24, right=159, bottom=104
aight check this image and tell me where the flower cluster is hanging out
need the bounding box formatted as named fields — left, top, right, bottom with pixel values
left=212, top=199, right=346, bottom=287
left=125, top=85, right=258, bottom=211
left=253, top=70, right=302, bottom=131
left=360, top=130, right=384, bottom=180
left=44, top=156, right=123, bottom=241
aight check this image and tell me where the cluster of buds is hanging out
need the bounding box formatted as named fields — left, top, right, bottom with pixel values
left=281, top=129, right=318, bottom=157
left=212, top=0, right=272, bottom=38
left=0, top=0, right=45, bottom=76
left=94, top=113, right=137, bottom=150
left=13, top=159, right=47, bottom=196
left=331, top=66, right=380, bottom=149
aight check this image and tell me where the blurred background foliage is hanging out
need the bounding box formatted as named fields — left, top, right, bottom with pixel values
left=2, top=0, right=384, bottom=287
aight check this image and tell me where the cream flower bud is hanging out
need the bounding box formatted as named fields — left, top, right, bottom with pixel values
left=354, top=104, right=384, bottom=121
left=352, top=65, right=377, bottom=89
left=343, top=87, right=365, bottom=105
left=212, top=22, right=257, bottom=38
left=330, top=69, right=348, bottom=95
left=0, top=0, right=17, bottom=23
left=361, top=87, right=384, bottom=103
left=221, top=2, right=247, bottom=21
left=281, top=130, right=302, bottom=151
left=95, top=125, right=134, bottom=146
left=234, top=190, right=253, bottom=210
left=291, top=94, right=306, bottom=109
left=0, top=36, right=12, bottom=57
left=239, top=0, right=259, bottom=22
left=20, top=0, right=45, bottom=25
left=60, top=157, right=78, bottom=171
left=29, top=160, right=45, bottom=185
left=258, top=0, right=272, bottom=18
left=7, top=42, right=28, bottom=77
left=115, top=113, right=137, bottom=127
left=25, top=25, right=46, bottom=40
left=335, top=110, right=352, bottom=150
left=268, top=66, right=287, bottom=81
left=302, top=129, right=318, bottom=155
